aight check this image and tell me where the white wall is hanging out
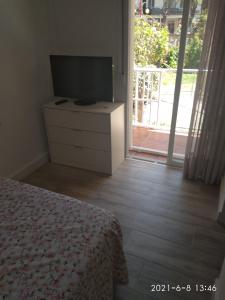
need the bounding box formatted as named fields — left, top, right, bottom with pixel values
left=155, top=0, right=164, bottom=8
left=0, top=0, right=53, bottom=178
left=47, top=0, right=127, bottom=102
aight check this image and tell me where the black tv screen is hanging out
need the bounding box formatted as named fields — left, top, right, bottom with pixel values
left=50, top=55, right=113, bottom=102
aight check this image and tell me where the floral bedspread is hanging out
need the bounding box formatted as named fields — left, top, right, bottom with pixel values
left=0, top=177, right=128, bottom=299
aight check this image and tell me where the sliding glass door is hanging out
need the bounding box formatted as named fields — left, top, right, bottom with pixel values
left=168, top=0, right=208, bottom=165
left=129, top=0, right=208, bottom=166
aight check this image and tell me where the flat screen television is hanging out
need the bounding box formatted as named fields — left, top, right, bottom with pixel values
left=50, top=55, right=113, bottom=104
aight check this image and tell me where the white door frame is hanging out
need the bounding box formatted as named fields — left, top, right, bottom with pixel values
left=167, top=0, right=191, bottom=166
left=124, top=0, right=135, bottom=157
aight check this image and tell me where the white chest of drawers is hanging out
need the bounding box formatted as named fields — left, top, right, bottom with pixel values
left=44, top=99, right=125, bottom=174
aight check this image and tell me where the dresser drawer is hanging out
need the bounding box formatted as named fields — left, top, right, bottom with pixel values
left=47, top=126, right=111, bottom=151
left=45, top=109, right=110, bottom=133
left=49, top=143, right=111, bottom=174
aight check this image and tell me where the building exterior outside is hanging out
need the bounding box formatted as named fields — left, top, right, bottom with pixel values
left=135, top=0, right=201, bottom=35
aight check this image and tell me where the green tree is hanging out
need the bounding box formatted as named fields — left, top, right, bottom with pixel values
left=185, top=35, right=202, bottom=68
left=164, top=46, right=179, bottom=68
left=134, top=17, right=176, bottom=68
left=185, top=9, right=207, bottom=68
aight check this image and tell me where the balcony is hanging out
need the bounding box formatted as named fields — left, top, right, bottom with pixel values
left=131, top=66, right=198, bottom=161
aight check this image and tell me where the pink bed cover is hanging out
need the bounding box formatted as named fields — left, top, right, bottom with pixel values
left=0, top=177, right=128, bottom=299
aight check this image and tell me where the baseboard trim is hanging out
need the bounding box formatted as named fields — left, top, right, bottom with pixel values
left=9, top=152, right=49, bottom=180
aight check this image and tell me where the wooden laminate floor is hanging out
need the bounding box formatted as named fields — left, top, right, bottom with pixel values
left=23, top=159, right=225, bottom=300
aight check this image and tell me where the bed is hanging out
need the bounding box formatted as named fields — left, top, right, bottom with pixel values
left=0, top=177, right=128, bottom=299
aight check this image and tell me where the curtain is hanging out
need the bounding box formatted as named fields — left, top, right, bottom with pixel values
left=183, top=0, right=225, bottom=184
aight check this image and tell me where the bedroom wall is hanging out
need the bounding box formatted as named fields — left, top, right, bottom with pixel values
left=47, top=0, right=128, bottom=102
left=0, top=0, right=53, bottom=178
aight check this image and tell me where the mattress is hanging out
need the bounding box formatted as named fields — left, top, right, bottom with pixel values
left=0, top=177, right=128, bottom=299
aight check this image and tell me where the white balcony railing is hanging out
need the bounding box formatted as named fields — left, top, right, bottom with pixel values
left=133, top=67, right=198, bottom=134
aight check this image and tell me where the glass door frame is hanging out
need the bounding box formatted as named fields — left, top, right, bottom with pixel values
left=126, top=0, right=192, bottom=166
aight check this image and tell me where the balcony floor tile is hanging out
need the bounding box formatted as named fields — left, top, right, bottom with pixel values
left=132, top=126, right=188, bottom=158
